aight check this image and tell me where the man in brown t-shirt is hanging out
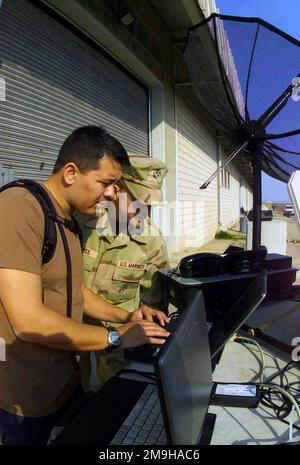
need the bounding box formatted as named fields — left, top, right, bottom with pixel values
left=0, top=126, right=169, bottom=445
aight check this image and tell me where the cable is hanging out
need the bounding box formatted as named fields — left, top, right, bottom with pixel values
left=263, top=361, right=298, bottom=385
left=233, top=335, right=265, bottom=382
left=233, top=336, right=298, bottom=387
left=231, top=334, right=300, bottom=441
left=258, top=383, right=300, bottom=442
left=289, top=406, right=295, bottom=442
left=260, top=386, right=293, bottom=421
left=258, top=361, right=300, bottom=428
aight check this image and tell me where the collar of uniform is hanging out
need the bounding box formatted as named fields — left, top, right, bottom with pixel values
left=105, top=234, right=147, bottom=251
left=85, top=214, right=114, bottom=243
left=130, top=233, right=148, bottom=245
left=85, top=213, right=150, bottom=246
left=105, top=233, right=130, bottom=250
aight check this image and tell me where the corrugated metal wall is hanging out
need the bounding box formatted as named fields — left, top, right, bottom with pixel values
left=176, top=94, right=218, bottom=250
left=0, top=0, right=149, bottom=181
left=0, top=164, right=14, bottom=187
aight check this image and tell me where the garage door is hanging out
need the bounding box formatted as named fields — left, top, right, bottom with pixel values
left=0, top=0, right=149, bottom=180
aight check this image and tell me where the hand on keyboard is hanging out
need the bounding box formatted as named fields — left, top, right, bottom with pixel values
left=119, top=320, right=170, bottom=350
left=161, top=312, right=180, bottom=333
left=124, top=313, right=181, bottom=363
left=129, top=305, right=170, bottom=327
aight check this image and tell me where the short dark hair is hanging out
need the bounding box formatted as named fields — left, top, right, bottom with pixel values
left=53, top=126, right=129, bottom=174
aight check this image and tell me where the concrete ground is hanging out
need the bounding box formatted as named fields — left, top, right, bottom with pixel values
left=209, top=337, right=300, bottom=445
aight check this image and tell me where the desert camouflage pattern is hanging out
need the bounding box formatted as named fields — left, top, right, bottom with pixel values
left=81, top=213, right=169, bottom=322
left=78, top=154, right=169, bottom=387
left=122, top=154, right=168, bottom=205
left=78, top=212, right=169, bottom=387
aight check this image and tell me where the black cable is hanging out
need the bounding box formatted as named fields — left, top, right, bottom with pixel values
left=287, top=382, right=300, bottom=395
left=259, top=386, right=293, bottom=421
left=276, top=418, right=300, bottom=431
left=265, top=361, right=294, bottom=385
left=235, top=340, right=300, bottom=426
left=258, top=359, right=300, bottom=424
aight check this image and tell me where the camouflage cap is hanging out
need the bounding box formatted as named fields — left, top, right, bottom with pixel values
left=121, top=154, right=168, bottom=205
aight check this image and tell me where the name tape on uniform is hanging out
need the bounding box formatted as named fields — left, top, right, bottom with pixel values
left=117, top=260, right=146, bottom=271
left=83, top=247, right=98, bottom=259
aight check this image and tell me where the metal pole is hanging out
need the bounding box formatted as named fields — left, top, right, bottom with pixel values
left=252, top=154, right=262, bottom=249
left=200, top=141, right=248, bottom=190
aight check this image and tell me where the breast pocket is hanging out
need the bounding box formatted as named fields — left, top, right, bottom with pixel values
left=83, top=252, right=98, bottom=286
left=113, top=266, right=145, bottom=282
left=110, top=266, right=145, bottom=301
left=83, top=255, right=96, bottom=272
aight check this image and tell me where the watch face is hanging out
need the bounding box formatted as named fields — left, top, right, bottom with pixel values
left=108, top=330, right=121, bottom=347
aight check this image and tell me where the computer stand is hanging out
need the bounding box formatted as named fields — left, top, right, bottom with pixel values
left=242, top=323, right=293, bottom=354
left=198, top=413, right=216, bottom=445
left=211, top=347, right=224, bottom=372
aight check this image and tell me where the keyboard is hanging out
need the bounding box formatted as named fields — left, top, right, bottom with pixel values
left=110, top=384, right=167, bottom=445
left=124, top=313, right=180, bottom=363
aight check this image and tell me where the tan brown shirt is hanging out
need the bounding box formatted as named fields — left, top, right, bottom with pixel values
left=0, top=185, right=84, bottom=417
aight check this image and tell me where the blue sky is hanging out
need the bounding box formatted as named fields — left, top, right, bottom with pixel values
left=216, top=0, right=300, bottom=202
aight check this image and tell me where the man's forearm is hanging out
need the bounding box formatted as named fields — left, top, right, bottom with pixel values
left=16, top=303, right=169, bottom=352
left=15, top=302, right=112, bottom=351
left=82, top=286, right=129, bottom=323
left=0, top=269, right=169, bottom=352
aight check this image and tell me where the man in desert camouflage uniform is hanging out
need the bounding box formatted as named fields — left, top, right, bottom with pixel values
left=79, top=155, right=169, bottom=387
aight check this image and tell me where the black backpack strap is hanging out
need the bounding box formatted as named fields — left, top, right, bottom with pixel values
left=0, top=180, right=81, bottom=318
left=55, top=218, right=73, bottom=319
left=52, top=213, right=83, bottom=251
left=0, top=180, right=57, bottom=265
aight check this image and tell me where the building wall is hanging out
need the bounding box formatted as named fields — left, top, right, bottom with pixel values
left=219, top=157, right=241, bottom=230
left=176, top=94, right=218, bottom=250
left=240, top=178, right=253, bottom=214
left=240, top=179, right=248, bottom=212
left=34, top=0, right=252, bottom=253
left=247, top=186, right=254, bottom=213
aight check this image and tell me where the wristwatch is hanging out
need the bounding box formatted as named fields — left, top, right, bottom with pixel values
left=105, top=326, right=122, bottom=353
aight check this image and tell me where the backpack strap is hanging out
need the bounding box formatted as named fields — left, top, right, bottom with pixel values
left=0, top=180, right=82, bottom=318
left=0, top=180, right=57, bottom=264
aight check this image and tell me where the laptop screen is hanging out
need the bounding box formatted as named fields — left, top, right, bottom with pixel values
left=209, top=269, right=267, bottom=359
left=154, top=290, right=213, bottom=445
